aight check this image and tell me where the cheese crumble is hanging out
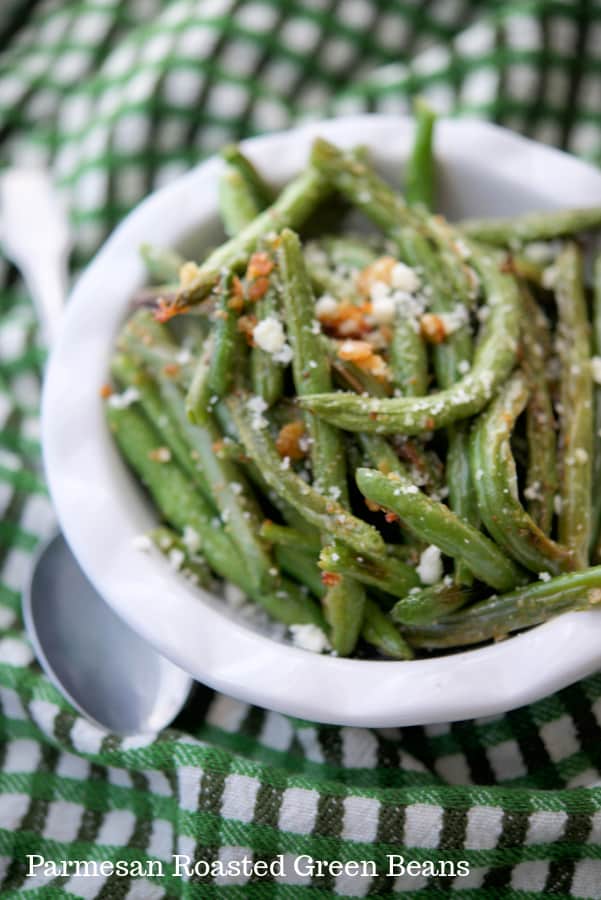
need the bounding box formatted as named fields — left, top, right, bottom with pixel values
left=417, top=545, right=443, bottom=585
left=391, top=261, right=420, bottom=293
left=289, top=624, right=331, bottom=653
left=108, top=387, right=140, bottom=409
left=253, top=316, right=286, bottom=353
left=246, top=395, right=269, bottom=430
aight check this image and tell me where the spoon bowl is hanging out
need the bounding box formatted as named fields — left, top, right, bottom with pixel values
left=24, top=533, right=192, bottom=735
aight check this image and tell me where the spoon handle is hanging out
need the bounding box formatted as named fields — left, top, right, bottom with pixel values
left=19, top=249, right=68, bottom=347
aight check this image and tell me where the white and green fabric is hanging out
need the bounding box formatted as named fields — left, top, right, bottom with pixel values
left=1, top=1, right=601, bottom=896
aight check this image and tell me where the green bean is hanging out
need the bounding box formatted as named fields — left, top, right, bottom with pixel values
left=217, top=159, right=285, bottom=409
left=251, top=279, right=285, bottom=407
left=521, top=290, right=557, bottom=534
left=391, top=581, right=474, bottom=626
left=398, top=227, right=473, bottom=386
left=405, top=97, right=437, bottom=210
left=356, top=467, right=524, bottom=591
left=380, top=231, right=430, bottom=399
left=424, top=215, right=480, bottom=308
left=274, top=545, right=325, bottom=599
left=140, top=243, right=183, bottom=284
left=251, top=464, right=321, bottom=536
left=107, top=402, right=248, bottom=586
left=119, top=310, right=195, bottom=388
left=405, top=567, right=601, bottom=649
left=160, top=379, right=273, bottom=592
left=446, top=424, right=479, bottom=586
left=470, top=371, right=574, bottom=575
left=389, top=310, right=428, bottom=397
left=109, top=403, right=324, bottom=627
left=381, top=225, right=476, bottom=557
left=319, top=543, right=419, bottom=597
left=221, top=143, right=274, bottom=210
left=361, top=598, right=414, bottom=660
left=185, top=335, right=214, bottom=425
left=149, top=526, right=219, bottom=591
left=321, top=576, right=367, bottom=657
left=207, top=270, right=243, bottom=398
left=310, top=137, right=416, bottom=235
left=227, top=393, right=385, bottom=557
left=277, top=227, right=366, bottom=654
left=277, top=229, right=349, bottom=498
left=300, top=244, right=520, bottom=433
left=211, top=415, right=321, bottom=538
left=218, top=166, right=261, bottom=238
left=592, top=257, right=601, bottom=556
left=554, top=244, right=593, bottom=568
left=460, top=207, right=601, bottom=246
left=111, top=351, right=215, bottom=508
left=124, top=315, right=273, bottom=589
left=260, top=521, right=322, bottom=553
left=172, top=164, right=330, bottom=310
left=358, top=432, right=489, bottom=587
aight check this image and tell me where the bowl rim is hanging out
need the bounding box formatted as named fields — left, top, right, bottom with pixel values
left=42, top=114, right=601, bottom=727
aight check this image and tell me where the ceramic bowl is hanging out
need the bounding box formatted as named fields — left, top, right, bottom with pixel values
left=42, top=115, right=601, bottom=726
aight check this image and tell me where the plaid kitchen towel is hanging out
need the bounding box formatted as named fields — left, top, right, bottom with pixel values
left=1, top=0, right=601, bottom=896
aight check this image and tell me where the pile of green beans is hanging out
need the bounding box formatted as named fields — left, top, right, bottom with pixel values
left=106, top=102, right=601, bottom=659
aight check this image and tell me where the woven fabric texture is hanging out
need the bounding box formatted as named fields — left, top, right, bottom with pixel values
left=1, top=0, right=601, bottom=896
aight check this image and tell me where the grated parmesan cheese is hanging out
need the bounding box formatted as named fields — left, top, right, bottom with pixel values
left=371, top=292, right=397, bottom=325
left=417, top=545, right=443, bottom=585
left=315, top=294, right=338, bottom=318
left=182, top=526, right=201, bottom=553
left=108, top=387, right=140, bottom=409
left=390, top=262, right=420, bottom=293
left=246, top=395, right=269, bottom=430
left=253, top=316, right=286, bottom=354
left=289, top=623, right=331, bottom=653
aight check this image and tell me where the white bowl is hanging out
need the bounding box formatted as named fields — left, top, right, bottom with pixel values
left=43, top=115, right=601, bottom=727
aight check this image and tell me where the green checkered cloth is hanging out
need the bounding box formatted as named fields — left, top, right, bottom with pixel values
left=0, top=0, right=601, bottom=895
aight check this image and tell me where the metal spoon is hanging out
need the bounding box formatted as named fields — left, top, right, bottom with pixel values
left=0, top=168, right=192, bottom=735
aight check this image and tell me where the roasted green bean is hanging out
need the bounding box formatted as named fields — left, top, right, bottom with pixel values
left=172, top=164, right=330, bottom=311
left=553, top=244, right=593, bottom=568
left=356, top=467, right=524, bottom=591
left=278, top=227, right=366, bottom=655
left=405, top=97, right=437, bottom=209
left=470, top=371, right=574, bottom=575
left=405, top=567, right=601, bottom=648
left=391, top=581, right=474, bottom=626
left=219, top=166, right=262, bottom=238
left=460, top=207, right=601, bottom=246
left=521, top=290, right=557, bottom=534
left=228, top=393, right=385, bottom=557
